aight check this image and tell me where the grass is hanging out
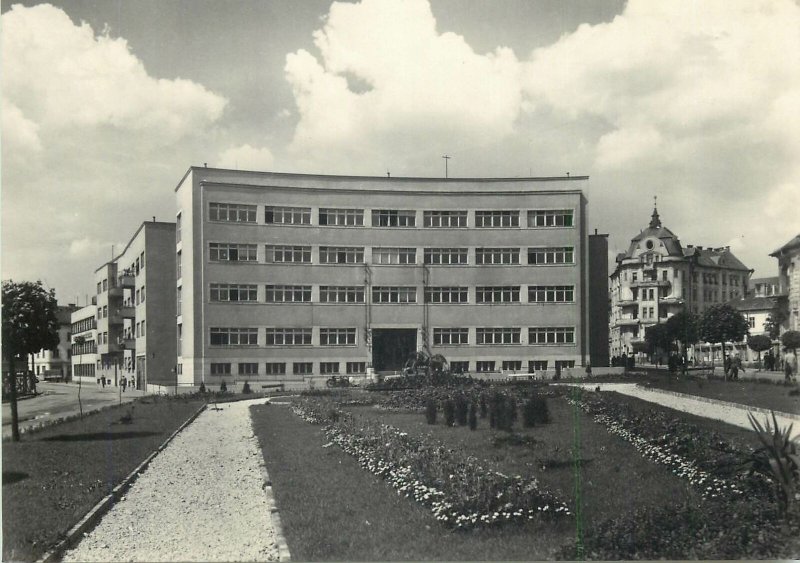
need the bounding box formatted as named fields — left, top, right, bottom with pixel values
left=641, top=375, right=800, bottom=415
left=1, top=396, right=204, bottom=562
left=252, top=394, right=699, bottom=560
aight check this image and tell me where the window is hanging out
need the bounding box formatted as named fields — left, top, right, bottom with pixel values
left=209, top=328, right=258, bottom=346
left=433, top=328, right=468, bottom=345
left=140, top=252, right=145, bottom=270
left=319, top=328, right=357, bottom=346
left=176, top=251, right=182, bottom=279
left=103, top=279, right=108, bottom=291
left=450, top=361, right=469, bottom=373
left=527, top=210, right=574, bottom=227
left=320, top=362, right=340, bottom=374
left=293, top=362, right=313, bottom=375
left=177, top=323, right=182, bottom=354
left=265, top=363, right=286, bottom=376
left=210, top=284, right=258, bottom=302
left=632, top=272, right=639, bottom=282
left=476, top=286, right=520, bottom=303
left=97, top=282, right=102, bottom=294
left=346, top=362, right=367, bottom=374
left=372, top=209, right=416, bottom=227
left=319, top=208, right=364, bottom=226
left=372, top=247, right=416, bottom=265
left=476, top=361, right=496, bottom=373
left=476, top=328, right=521, bottom=345
left=210, top=363, right=231, bottom=375
left=748, top=316, right=756, bottom=329
left=265, top=285, right=311, bottom=303
left=265, top=328, right=312, bottom=346
left=372, top=286, right=417, bottom=303
left=103, top=305, right=108, bottom=317
left=264, top=206, right=311, bottom=225
left=210, top=203, right=256, bottom=223
left=265, top=245, right=311, bottom=263
left=176, top=212, right=181, bottom=243
left=423, top=248, right=468, bottom=265
left=554, top=360, right=575, bottom=370
left=140, top=286, right=145, bottom=303
left=502, top=360, right=522, bottom=371
left=475, top=248, right=519, bottom=265
left=423, top=211, right=467, bottom=228
left=319, top=246, right=364, bottom=264
left=475, top=211, right=519, bottom=228
left=527, top=247, right=574, bottom=265
left=662, top=270, right=668, bottom=281
left=136, top=289, right=141, bottom=305
left=238, top=363, right=259, bottom=375
left=529, top=327, right=575, bottom=344
left=529, top=360, right=548, bottom=371
left=528, top=285, right=574, bottom=303
left=319, top=286, right=365, bottom=303
left=424, top=287, right=468, bottom=304
left=210, top=243, right=258, bottom=262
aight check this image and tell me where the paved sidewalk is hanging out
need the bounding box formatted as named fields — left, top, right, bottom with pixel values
left=563, top=383, right=800, bottom=440
left=63, top=398, right=280, bottom=562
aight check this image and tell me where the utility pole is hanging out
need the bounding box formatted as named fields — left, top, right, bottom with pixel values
left=442, top=155, right=451, bottom=178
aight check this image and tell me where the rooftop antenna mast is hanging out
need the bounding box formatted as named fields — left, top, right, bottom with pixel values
left=442, top=155, right=451, bottom=178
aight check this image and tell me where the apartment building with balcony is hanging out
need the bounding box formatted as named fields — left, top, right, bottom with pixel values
left=176, top=167, right=603, bottom=388
left=93, top=221, right=176, bottom=389
left=31, top=304, right=79, bottom=380
left=70, top=303, right=98, bottom=383
left=609, top=205, right=752, bottom=357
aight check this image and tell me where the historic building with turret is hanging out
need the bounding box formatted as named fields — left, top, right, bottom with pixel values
left=609, top=205, right=752, bottom=358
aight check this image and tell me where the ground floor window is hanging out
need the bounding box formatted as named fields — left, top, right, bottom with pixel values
left=210, top=363, right=231, bottom=375
left=554, top=360, right=575, bottom=370
left=265, top=362, right=286, bottom=375
left=449, top=361, right=469, bottom=373
left=502, top=360, right=522, bottom=371
left=346, top=362, right=367, bottom=374
left=529, top=360, right=548, bottom=371
left=238, top=362, right=258, bottom=375
left=293, top=362, right=313, bottom=375
left=320, top=362, right=339, bottom=374
left=476, top=360, right=496, bottom=372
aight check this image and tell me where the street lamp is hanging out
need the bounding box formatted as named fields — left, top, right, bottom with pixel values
left=74, top=335, right=86, bottom=418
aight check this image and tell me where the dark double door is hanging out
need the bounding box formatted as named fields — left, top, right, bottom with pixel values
left=372, top=329, right=416, bottom=372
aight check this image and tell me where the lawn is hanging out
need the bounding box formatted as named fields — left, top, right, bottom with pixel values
left=252, top=390, right=699, bottom=560
left=2, top=395, right=204, bottom=562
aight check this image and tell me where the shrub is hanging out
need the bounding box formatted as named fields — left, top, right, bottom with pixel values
left=219, top=380, right=227, bottom=393
left=455, top=394, right=469, bottom=426
left=425, top=399, right=437, bottom=425
left=468, top=402, right=478, bottom=430
left=524, top=395, right=551, bottom=426
left=479, top=393, right=488, bottom=418
left=443, top=399, right=456, bottom=426
left=198, top=382, right=206, bottom=394
left=747, top=411, right=800, bottom=515
left=523, top=399, right=537, bottom=428
left=242, top=381, right=252, bottom=394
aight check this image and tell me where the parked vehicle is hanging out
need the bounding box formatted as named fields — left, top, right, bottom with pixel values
left=326, top=375, right=351, bottom=388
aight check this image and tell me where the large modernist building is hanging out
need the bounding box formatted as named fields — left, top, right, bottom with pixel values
left=609, top=206, right=752, bottom=358
left=176, top=167, right=604, bottom=388
left=70, top=303, right=98, bottom=383
left=86, top=221, right=177, bottom=390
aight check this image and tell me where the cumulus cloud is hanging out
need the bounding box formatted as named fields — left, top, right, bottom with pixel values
left=1, top=4, right=229, bottom=300
left=218, top=144, right=275, bottom=171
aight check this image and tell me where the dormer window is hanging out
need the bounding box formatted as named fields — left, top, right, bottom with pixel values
left=645, top=240, right=654, bottom=250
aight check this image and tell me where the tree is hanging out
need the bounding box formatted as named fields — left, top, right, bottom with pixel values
left=2, top=280, right=59, bottom=441
left=666, top=310, right=700, bottom=368
left=699, top=304, right=750, bottom=372
left=645, top=323, right=672, bottom=356
left=747, top=335, right=772, bottom=369
left=782, top=331, right=800, bottom=357
left=74, top=335, right=86, bottom=418
left=764, top=298, right=789, bottom=340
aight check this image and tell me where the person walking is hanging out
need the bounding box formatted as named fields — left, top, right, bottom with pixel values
left=784, top=349, right=796, bottom=383
left=121, top=376, right=128, bottom=393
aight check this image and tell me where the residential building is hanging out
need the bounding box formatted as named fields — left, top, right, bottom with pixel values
left=70, top=302, right=98, bottom=383
left=31, top=304, right=79, bottom=380
left=771, top=235, right=800, bottom=333
left=751, top=276, right=780, bottom=298
left=609, top=205, right=752, bottom=358
left=93, top=221, right=177, bottom=390
left=176, top=167, right=600, bottom=388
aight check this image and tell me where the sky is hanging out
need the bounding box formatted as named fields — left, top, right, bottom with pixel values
left=2, top=0, right=799, bottom=305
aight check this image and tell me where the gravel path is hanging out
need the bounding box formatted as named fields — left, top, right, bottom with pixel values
left=63, top=399, right=280, bottom=562
left=565, top=383, right=800, bottom=439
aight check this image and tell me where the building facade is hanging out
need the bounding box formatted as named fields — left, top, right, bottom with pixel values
left=31, top=304, right=79, bottom=380
left=93, top=221, right=177, bottom=390
left=70, top=303, right=98, bottom=383
left=609, top=206, right=752, bottom=358
left=176, top=167, right=599, bottom=388
left=771, top=235, right=800, bottom=333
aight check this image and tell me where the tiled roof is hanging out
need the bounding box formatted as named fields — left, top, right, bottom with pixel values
left=770, top=234, right=800, bottom=257
left=731, top=296, right=776, bottom=312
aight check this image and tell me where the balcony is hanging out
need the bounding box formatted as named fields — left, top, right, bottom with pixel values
left=107, top=311, right=123, bottom=325
left=118, top=273, right=135, bottom=289
left=118, top=334, right=135, bottom=349
left=630, top=280, right=671, bottom=289
left=120, top=305, right=135, bottom=318
left=616, top=299, right=638, bottom=307
left=660, top=297, right=685, bottom=306
left=107, top=285, right=123, bottom=297
left=615, top=318, right=640, bottom=327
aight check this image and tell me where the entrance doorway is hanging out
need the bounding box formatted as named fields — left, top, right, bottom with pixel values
left=372, top=328, right=417, bottom=372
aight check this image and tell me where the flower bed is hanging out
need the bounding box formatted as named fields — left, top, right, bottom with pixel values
left=292, top=399, right=571, bottom=529
left=564, top=390, right=773, bottom=502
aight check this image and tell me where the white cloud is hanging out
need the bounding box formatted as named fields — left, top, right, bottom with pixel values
left=218, top=144, right=275, bottom=171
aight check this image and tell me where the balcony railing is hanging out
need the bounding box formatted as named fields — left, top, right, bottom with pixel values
left=630, top=280, right=671, bottom=288
left=615, top=318, right=640, bottom=327
left=616, top=299, right=638, bottom=307
left=118, top=273, right=135, bottom=288
left=118, top=335, right=135, bottom=349
left=120, top=305, right=135, bottom=318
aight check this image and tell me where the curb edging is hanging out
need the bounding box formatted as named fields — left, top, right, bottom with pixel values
left=36, top=402, right=208, bottom=563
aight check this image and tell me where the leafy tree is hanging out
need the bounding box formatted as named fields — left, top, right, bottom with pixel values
left=699, top=304, right=750, bottom=370
left=747, top=335, right=772, bottom=369
left=645, top=323, right=672, bottom=355
left=764, top=299, right=789, bottom=340
left=2, top=280, right=59, bottom=441
left=782, top=331, right=800, bottom=357
left=666, top=310, right=700, bottom=369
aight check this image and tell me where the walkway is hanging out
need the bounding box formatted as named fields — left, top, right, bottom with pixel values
left=63, top=398, right=280, bottom=562
left=562, top=383, right=800, bottom=440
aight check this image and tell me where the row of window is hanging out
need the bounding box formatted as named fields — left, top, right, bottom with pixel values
left=210, top=244, right=575, bottom=265
left=207, top=359, right=576, bottom=376
left=72, top=317, right=96, bottom=334
left=209, top=203, right=575, bottom=229
left=208, top=327, right=576, bottom=347
left=623, top=268, right=742, bottom=288
left=210, top=284, right=576, bottom=304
